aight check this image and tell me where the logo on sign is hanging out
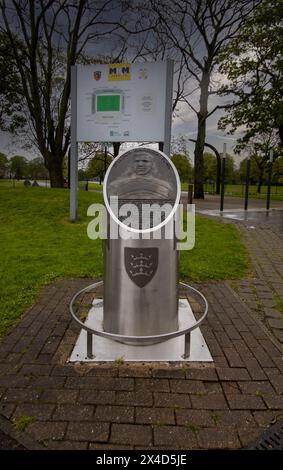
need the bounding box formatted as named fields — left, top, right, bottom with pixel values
left=93, top=71, right=101, bottom=81
left=124, top=247, right=158, bottom=288
left=108, top=63, right=131, bottom=81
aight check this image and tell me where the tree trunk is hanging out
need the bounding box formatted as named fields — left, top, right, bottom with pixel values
left=216, top=155, right=221, bottom=195
left=194, top=73, right=209, bottom=199
left=47, top=157, right=64, bottom=188
left=194, top=114, right=206, bottom=199
left=113, top=142, right=121, bottom=158
left=257, top=169, right=263, bottom=193
left=189, top=139, right=221, bottom=194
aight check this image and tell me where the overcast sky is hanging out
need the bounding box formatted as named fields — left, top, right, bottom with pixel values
left=0, top=0, right=246, bottom=166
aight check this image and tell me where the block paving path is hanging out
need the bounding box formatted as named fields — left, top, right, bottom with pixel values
left=0, top=279, right=282, bottom=450
left=232, top=224, right=283, bottom=345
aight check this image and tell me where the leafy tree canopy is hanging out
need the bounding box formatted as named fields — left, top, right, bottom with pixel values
left=218, top=0, right=283, bottom=148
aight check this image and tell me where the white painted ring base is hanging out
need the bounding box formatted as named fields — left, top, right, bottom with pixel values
left=69, top=299, right=213, bottom=363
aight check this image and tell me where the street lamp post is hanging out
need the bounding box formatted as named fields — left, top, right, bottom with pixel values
left=244, top=154, right=251, bottom=211
left=220, top=143, right=226, bottom=212
left=266, top=149, right=274, bottom=211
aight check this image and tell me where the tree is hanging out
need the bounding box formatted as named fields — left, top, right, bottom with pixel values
left=204, top=152, right=235, bottom=185
left=10, top=155, right=28, bottom=179
left=0, top=151, right=9, bottom=178
left=27, top=157, right=48, bottom=180
left=0, top=1, right=134, bottom=187
left=0, top=32, right=24, bottom=132
left=218, top=0, right=283, bottom=148
left=273, top=157, right=283, bottom=184
left=141, top=0, right=258, bottom=198
left=171, top=153, right=192, bottom=183
left=86, top=152, right=112, bottom=183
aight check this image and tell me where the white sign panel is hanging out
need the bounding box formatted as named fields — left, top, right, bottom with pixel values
left=76, top=62, right=168, bottom=142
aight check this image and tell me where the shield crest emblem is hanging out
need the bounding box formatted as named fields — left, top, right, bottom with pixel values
left=124, top=247, right=158, bottom=288
left=93, top=71, right=101, bottom=81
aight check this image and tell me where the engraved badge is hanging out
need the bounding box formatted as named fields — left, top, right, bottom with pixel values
left=124, top=248, right=158, bottom=288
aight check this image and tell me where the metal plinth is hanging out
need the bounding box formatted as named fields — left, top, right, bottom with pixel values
left=69, top=299, right=212, bottom=363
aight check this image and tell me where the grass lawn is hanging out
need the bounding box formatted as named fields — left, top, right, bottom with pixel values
left=0, top=186, right=248, bottom=336
left=180, top=182, right=283, bottom=200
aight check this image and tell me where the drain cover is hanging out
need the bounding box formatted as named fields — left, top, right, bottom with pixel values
left=248, top=421, right=283, bottom=450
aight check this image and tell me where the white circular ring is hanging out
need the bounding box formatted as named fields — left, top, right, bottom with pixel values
left=103, top=147, right=181, bottom=234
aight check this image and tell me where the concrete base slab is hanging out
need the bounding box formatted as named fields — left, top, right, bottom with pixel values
left=69, top=299, right=213, bottom=362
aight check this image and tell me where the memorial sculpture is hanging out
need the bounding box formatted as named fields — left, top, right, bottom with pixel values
left=70, top=147, right=209, bottom=362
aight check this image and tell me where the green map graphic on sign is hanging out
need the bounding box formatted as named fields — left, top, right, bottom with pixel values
left=97, top=94, right=120, bottom=112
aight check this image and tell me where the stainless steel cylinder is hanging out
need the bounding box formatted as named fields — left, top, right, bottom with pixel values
left=103, top=147, right=180, bottom=340
left=103, top=234, right=179, bottom=337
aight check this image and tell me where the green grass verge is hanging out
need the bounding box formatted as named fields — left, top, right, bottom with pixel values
left=0, top=186, right=248, bottom=336
left=180, top=182, right=283, bottom=200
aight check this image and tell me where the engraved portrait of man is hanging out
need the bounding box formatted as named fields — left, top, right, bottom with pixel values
left=107, top=151, right=175, bottom=200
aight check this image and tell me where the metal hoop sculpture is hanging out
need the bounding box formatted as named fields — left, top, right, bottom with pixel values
left=70, top=281, right=208, bottom=359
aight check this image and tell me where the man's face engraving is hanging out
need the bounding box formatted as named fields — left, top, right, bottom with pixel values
left=134, top=155, right=152, bottom=176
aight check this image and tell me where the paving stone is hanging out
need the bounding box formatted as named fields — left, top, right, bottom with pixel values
left=116, top=391, right=153, bottom=407
left=169, top=380, right=206, bottom=394
left=267, top=318, right=283, bottom=330
left=85, top=366, right=119, bottom=377
left=240, top=332, right=261, bottom=349
left=241, top=358, right=267, bottom=380
left=185, top=367, right=217, bottom=381
left=225, top=394, right=266, bottom=410
left=152, top=368, right=185, bottom=379
left=262, top=394, right=283, bottom=409
left=53, top=404, right=94, bottom=421
left=111, top=424, right=152, bottom=446
left=202, top=381, right=222, bottom=395
left=253, top=410, right=280, bottom=427
left=136, top=407, right=175, bottom=425
left=215, top=410, right=255, bottom=427
left=237, top=427, right=263, bottom=447
left=273, top=329, right=283, bottom=342
left=272, top=356, right=283, bottom=373
left=223, top=325, right=242, bottom=340
left=29, top=376, right=66, bottom=389
left=175, top=409, right=213, bottom=427
left=118, top=366, right=152, bottom=378
left=20, top=364, right=53, bottom=376
left=231, top=319, right=250, bottom=332
left=263, top=369, right=283, bottom=394
left=135, top=378, right=169, bottom=392
left=191, top=394, right=228, bottom=410
left=264, top=308, right=283, bottom=319
left=94, top=405, right=134, bottom=423
left=222, top=348, right=244, bottom=368
left=238, top=381, right=275, bottom=395
left=0, top=403, right=16, bottom=419
left=0, top=375, right=31, bottom=388
left=197, top=427, right=240, bottom=449
left=41, top=389, right=79, bottom=403
left=65, top=377, right=134, bottom=391
left=154, top=425, right=197, bottom=449
left=259, top=339, right=282, bottom=358
left=78, top=390, right=116, bottom=405
left=51, top=365, right=81, bottom=377
left=89, top=443, right=133, bottom=450
left=66, top=422, right=109, bottom=442
left=27, top=421, right=67, bottom=441
left=221, top=382, right=241, bottom=395
left=154, top=392, right=191, bottom=409
left=44, top=441, right=88, bottom=450
left=216, top=368, right=250, bottom=381
left=1, top=388, right=42, bottom=403
left=12, top=403, right=55, bottom=421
